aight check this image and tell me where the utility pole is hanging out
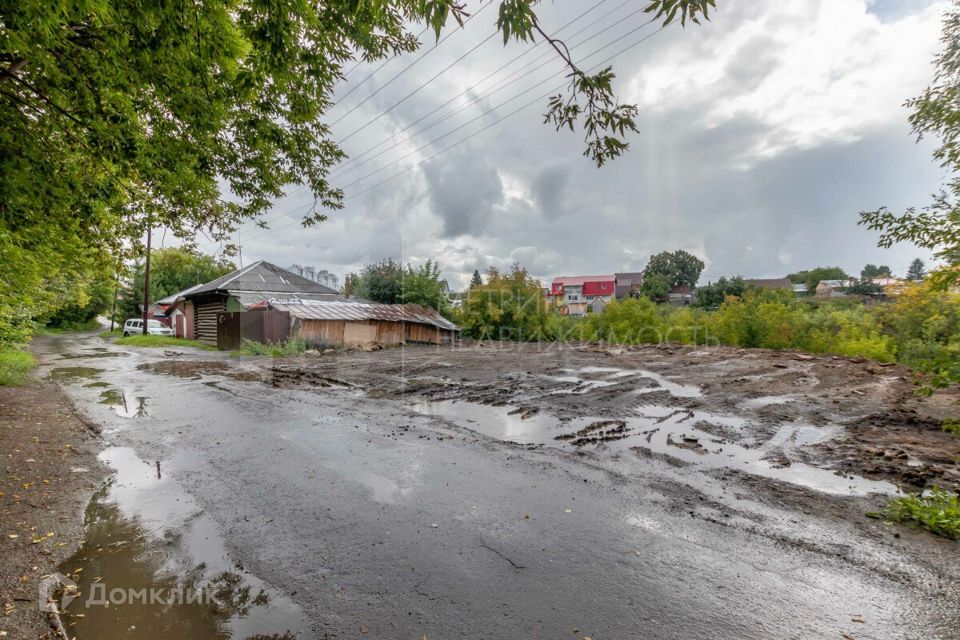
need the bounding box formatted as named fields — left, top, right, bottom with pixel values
left=141, top=223, right=152, bottom=335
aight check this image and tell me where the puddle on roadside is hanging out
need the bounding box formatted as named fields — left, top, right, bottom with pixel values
left=139, top=360, right=261, bottom=383
left=98, top=389, right=149, bottom=418
left=84, top=381, right=111, bottom=389
left=411, top=400, right=895, bottom=496
left=57, top=447, right=307, bottom=639
left=49, top=367, right=104, bottom=383
left=60, top=351, right=124, bottom=359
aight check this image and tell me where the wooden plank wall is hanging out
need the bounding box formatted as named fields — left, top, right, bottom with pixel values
left=295, top=319, right=455, bottom=346
left=195, top=300, right=224, bottom=346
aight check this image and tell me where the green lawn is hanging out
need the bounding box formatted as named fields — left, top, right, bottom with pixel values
left=114, top=335, right=214, bottom=350
left=0, top=347, right=36, bottom=386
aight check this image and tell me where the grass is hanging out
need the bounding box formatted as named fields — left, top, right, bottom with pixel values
left=233, top=338, right=307, bottom=358
left=99, top=329, right=122, bottom=339
left=943, top=418, right=960, bottom=436
left=0, top=347, right=36, bottom=386
left=879, top=487, right=960, bottom=540
left=114, top=334, right=214, bottom=350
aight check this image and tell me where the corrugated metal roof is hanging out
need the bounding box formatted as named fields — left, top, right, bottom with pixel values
left=186, top=261, right=338, bottom=297
left=269, top=300, right=459, bottom=332
left=233, top=291, right=347, bottom=308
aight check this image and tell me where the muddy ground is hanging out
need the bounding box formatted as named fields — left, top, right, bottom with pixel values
left=0, top=378, right=103, bottom=639
left=268, top=341, right=960, bottom=493
left=20, top=334, right=960, bottom=639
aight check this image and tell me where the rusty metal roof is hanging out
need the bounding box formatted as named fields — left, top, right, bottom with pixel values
left=268, top=300, right=459, bottom=332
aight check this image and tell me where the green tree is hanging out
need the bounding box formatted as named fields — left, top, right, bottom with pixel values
left=860, top=3, right=960, bottom=290
left=0, top=0, right=719, bottom=344
left=470, top=270, right=483, bottom=289
left=118, top=249, right=235, bottom=319
left=787, top=266, right=848, bottom=291
left=907, top=258, right=928, bottom=281
left=350, top=259, right=404, bottom=304
left=860, top=264, right=892, bottom=279
left=43, top=277, right=114, bottom=330
left=694, top=276, right=745, bottom=309
left=401, top=260, right=451, bottom=316
left=643, top=250, right=705, bottom=289
left=458, top=264, right=548, bottom=340
left=639, top=273, right=672, bottom=304
left=847, top=280, right=884, bottom=296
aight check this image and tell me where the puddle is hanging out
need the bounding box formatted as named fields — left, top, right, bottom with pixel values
left=411, top=400, right=895, bottom=496
left=84, top=381, right=111, bottom=389
left=98, top=389, right=149, bottom=418
left=139, top=360, right=261, bottom=383
left=544, top=366, right=702, bottom=398
left=60, top=351, right=124, bottom=359
left=49, top=367, right=104, bottom=383
left=57, top=447, right=307, bottom=639
left=740, top=395, right=797, bottom=409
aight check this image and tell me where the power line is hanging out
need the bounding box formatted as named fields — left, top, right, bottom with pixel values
left=332, top=7, right=653, bottom=180
left=332, top=0, right=628, bottom=176
left=337, top=29, right=500, bottom=145
left=243, top=23, right=668, bottom=245
left=250, top=0, right=619, bottom=221
left=336, top=16, right=660, bottom=192
left=329, top=1, right=495, bottom=127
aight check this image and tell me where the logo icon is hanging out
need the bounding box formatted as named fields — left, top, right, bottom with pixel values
left=38, top=573, right=77, bottom=613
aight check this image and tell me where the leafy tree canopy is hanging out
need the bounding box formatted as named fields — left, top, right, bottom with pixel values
left=861, top=264, right=892, bottom=279
left=694, top=275, right=745, bottom=310
left=860, top=2, right=960, bottom=289
left=118, top=249, right=235, bottom=320
left=907, top=258, right=927, bottom=281
left=787, top=267, right=848, bottom=292
left=458, top=264, right=548, bottom=340
left=0, top=0, right=717, bottom=344
left=639, top=273, right=672, bottom=304
left=643, top=250, right=705, bottom=289
left=348, top=258, right=451, bottom=315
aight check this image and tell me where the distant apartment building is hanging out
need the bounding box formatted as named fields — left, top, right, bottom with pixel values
left=550, top=275, right=615, bottom=316
left=287, top=264, right=340, bottom=291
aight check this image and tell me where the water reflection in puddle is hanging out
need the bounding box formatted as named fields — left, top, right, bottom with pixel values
left=58, top=448, right=307, bottom=639
left=411, top=400, right=895, bottom=496
left=49, top=366, right=104, bottom=383
left=98, top=389, right=149, bottom=418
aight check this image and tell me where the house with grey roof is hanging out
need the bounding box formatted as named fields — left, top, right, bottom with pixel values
left=182, top=261, right=345, bottom=346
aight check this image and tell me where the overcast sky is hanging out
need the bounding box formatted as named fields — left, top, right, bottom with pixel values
left=193, top=0, right=950, bottom=289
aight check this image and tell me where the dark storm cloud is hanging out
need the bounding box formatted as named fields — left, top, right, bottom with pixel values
left=422, top=148, right=504, bottom=237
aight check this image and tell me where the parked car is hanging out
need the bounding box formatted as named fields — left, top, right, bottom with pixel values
left=123, top=319, right=173, bottom=337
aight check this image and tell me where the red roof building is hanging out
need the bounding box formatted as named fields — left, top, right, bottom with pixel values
left=550, top=275, right=616, bottom=316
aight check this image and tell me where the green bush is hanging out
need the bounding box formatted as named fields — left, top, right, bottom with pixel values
left=881, top=487, right=960, bottom=540
left=234, top=338, right=307, bottom=357
left=0, top=348, right=36, bottom=386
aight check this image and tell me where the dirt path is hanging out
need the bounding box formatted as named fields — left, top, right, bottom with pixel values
left=0, top=358, right=103, bottom=639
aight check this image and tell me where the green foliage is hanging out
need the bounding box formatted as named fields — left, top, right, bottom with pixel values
left=640, top=273, right=671, bottom=304
left=115, top=334, right=214, bottom=350
left=587, top=297, right=664, bottom=344
left=349, top=258, right=450, bottom=315
left=5, top=0, right=700, bottom=347
left=43, top=277, right=113, bottom=330
left=458, top=264, right=549, bottom=340
left=860, top=6, right=960, bottom=290
left=118, top=249, right=235, bottom=320
left=881, top=487, right=960, bottom=540
left=787, top=266, right=848, bottom=291
left=0, top=347, right=35, bottom=386
left=847, top=279, right=885, bottom=296
left=470, top=270, right=483, bottom=289
left=694, top=276, right=745, bottom=310
left=234, top=337, right=306, bottom=357
left=645, top=0, right=717, bottom=26
left=907, top=258, right=928, bottom=281
left=400, top=260, right=451, bottom=316
left=860, top=264, right=892, bottom=279
left=644, top=250, right=705, bottom=288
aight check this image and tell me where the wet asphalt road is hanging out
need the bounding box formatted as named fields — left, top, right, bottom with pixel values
left=35, top=333, right=959, bottom=639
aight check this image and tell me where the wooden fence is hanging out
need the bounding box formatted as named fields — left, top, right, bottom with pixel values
left=216, top=309, right=291, bottom=350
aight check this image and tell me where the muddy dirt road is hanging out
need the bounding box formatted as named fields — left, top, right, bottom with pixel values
left=34, top=334, right=960, bottom=639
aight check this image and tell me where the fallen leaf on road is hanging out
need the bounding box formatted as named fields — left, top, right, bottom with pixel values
left=7, top=534, right=17, bottom=539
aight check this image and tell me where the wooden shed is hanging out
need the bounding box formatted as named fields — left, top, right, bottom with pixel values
left=182, top=261, right=344, bottom=347
left=268, top=300, right=459, bottom=347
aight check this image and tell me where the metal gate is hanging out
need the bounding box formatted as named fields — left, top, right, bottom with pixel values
left=216, top=309, right=291, bottom=351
